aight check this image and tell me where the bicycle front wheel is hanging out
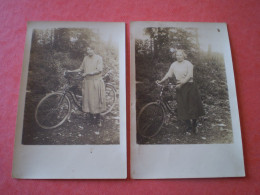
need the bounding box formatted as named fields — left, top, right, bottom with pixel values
left=101, top=83, right=116, bottom=115
left=137, top=102, right=165, bottom=138
left=35, top=92, right=71, bottom=129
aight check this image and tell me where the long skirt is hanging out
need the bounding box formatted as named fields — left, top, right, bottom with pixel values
left=82, top=76, right=106, bottom=114
left=176, top=82, right=205, bottom=120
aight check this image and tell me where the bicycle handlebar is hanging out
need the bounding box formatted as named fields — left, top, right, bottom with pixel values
left=103, top=70, right=112, bottom=78
left=155, top=82, right=175, bottom=88
left=64, top=69, right=113, bottom=81
left=155, top=81, right=163, bottom=87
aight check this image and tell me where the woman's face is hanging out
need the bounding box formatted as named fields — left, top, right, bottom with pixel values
left=87, top=47, right=94, bottom=56
left=176, top=51, right=184, bottom=62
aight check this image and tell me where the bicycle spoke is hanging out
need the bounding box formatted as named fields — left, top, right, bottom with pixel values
left=141, top=122, right=156, bottom=135
left=138, top=103, right=164, bottom=138
left=36, top=93, right=71, bottom=129
left=40, top=106, right=69, bottom=126
left=40, top=108, right=57, bottom=126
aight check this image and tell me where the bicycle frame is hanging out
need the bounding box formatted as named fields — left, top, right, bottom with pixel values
left=56, top=80, right=82, bottom=111
left=137, top=83, right=177, bottom=138
left=157, top=84, right=176, bottom=115
left=65, top=90, right=82, bottom=110
left=35, top=70, right=117, bottom=130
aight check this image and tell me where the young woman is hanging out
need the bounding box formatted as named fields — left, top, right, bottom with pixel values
left=67, top=46, right=106, bottom=127
left=156, top=50, right=204, bottom=134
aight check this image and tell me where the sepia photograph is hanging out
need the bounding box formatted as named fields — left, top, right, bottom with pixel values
left=13, top=22, right=126, bottom=179
left=22, top=24, right=121, bottom=145
left=131, top=22, right=244, bottom=179
left=134, top=24, right=233, bottom=144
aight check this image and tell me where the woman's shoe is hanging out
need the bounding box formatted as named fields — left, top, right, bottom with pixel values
left=193, top=126, right=198, bottom=134
left=97, top=120, right=102, bottom=127
left=185, top=126, right=192, bottom=135
left=192, top=119, right=198, bottom=134
left=96, top=114, right=102, bottom=127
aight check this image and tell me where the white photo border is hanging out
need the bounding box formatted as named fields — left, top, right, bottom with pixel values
left=130, top=22, right=245, bottom=179
left=13, top=21, right=127, bottom=179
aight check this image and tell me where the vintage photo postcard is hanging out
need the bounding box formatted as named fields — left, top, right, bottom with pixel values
left=131, top=22, right=245, bottom=178
left=13, top=22, right=126, bottom=179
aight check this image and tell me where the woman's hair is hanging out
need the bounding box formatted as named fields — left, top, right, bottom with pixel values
left=84, top=45, right=95, bottom=52
left=85, top=45, right=96, bottom=51
left=175, top=49, right=187, bottom=58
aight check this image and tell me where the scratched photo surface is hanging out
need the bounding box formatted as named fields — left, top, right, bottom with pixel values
left=22, top=27, right=120, bottom=145
left=130, top=22, right=244, bottom=179
left=134, top=25, right=233, bottom=144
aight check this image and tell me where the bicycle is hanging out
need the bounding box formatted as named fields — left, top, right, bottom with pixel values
left=35, top=70, right=117, bottom=129
left=137, top=82, right=177, bottom=138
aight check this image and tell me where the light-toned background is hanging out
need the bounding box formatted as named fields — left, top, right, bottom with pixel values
left=131, top=22, right=244, bottom=178
left=1, top=0, right=259, bottom=194
left=13, top=22, right=126, bottom=179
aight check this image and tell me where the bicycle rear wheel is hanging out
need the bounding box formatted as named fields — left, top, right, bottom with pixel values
left=35, top=92, right=71, bottom=129
left=101, top=83, right=116, bottom=115
left=137, top=102, right=165, bottom=138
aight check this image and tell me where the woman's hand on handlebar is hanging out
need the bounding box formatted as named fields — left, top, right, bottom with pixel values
left=155, top=80, right=162, bottom=86
left=64, top=70, right=69, bottom=76
left=81, top=72, right=87, bottom=77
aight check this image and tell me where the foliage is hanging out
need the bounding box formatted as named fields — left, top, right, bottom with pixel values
left=136, top=27, right=232, bottom=144
left=27, top=28, right=119, bottom=94
left=135, top=27, right=229, bottom=105
left=22, top=28, right=120, bottom=145
left=136, top=27, right=199, bottom=63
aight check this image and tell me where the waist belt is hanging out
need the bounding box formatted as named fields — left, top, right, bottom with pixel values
left=84, top=73, right=102, bottom=80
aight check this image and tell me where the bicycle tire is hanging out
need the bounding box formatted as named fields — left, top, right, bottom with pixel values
left=101, top=83, right=116, bottom=115
left=137, top=102, right=165, bottom=138
left=35, top=92, right=71, bottom=129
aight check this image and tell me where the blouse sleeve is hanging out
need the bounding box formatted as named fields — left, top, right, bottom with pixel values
left=165, top=63, right=175, bottom=78
left=79, top=57, right=86, bottom=71
left=186, top=61, right=194, bottom=78
left=96, top=56, right=103, bottom=72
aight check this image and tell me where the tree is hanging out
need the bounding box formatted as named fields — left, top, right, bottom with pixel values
left=139, top=27, right=199, bottom=63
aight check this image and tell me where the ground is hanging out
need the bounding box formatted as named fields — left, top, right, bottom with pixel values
left=136, top=83, right=233, bottom=145
left=22, top=92, right=120, bottom=145
left=137, top=104, right=233, bottom=145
